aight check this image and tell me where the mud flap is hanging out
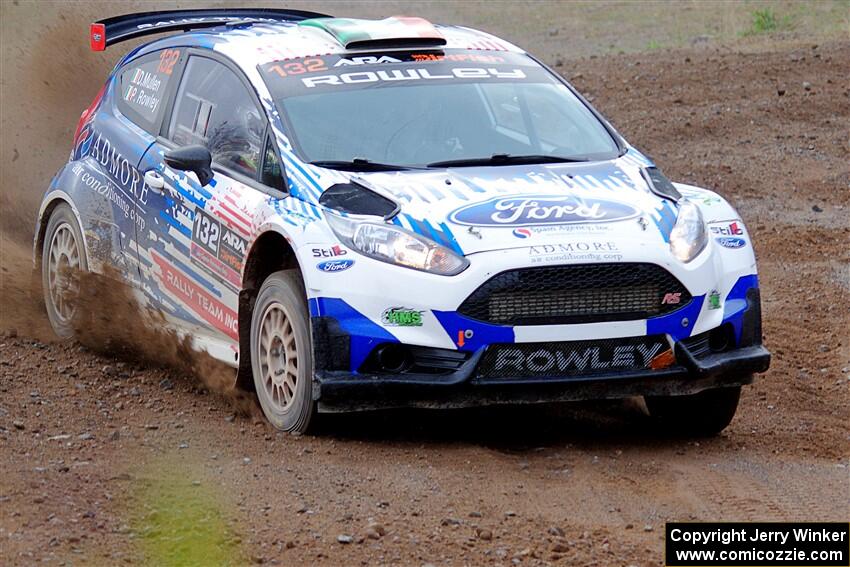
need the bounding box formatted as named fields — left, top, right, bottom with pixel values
left=235, top=289, right=255, bottom=391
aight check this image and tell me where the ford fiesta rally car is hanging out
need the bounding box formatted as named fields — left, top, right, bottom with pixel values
left=35, top=9, right=770, bottom=434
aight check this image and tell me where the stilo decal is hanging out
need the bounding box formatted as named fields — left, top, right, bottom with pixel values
left=710, top=221, right=745, bottom=236
left=312, top=245, right=348, bottom=258
left=715, top=237, right=746, bottom=249
left=450, top=195, right=640, bottom=227
left=317, top=259, right=355, bottom=273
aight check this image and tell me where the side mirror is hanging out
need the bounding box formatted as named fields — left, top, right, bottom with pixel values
left=164, top=145, right=214, bottom=186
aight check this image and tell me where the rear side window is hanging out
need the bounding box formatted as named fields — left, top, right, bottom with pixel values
left=168, top=56, right=264, bottom=180
left=261, top=136, right=285, bottom=191
left=117, top=49, right=181, bottom=133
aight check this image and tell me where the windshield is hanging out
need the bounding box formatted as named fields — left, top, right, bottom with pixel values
left=260, top=50, right=620, bottom=168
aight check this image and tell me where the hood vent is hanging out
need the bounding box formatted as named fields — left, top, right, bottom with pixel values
left=319, top=181, right=398, bottom=218
left=641, top=166, right=681, bottom=202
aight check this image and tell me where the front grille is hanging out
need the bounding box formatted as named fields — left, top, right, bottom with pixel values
left=476, top=335, right=671, bottom=380
left=458, top=263, right=691, bottom=325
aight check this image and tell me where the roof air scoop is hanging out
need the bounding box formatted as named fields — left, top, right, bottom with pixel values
left=299, top=16, right=446, bottom=49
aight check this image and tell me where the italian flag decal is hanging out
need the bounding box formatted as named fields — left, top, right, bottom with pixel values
left=299, top=16, right=445, bottom=48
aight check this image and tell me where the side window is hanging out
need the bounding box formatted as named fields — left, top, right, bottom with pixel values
left=168, top=56, right=264, bottom=179
left=261, top=137, right=285, bottom=191
left=117, top=48, right=181, bottom=133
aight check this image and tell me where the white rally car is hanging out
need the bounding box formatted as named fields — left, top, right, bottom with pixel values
left=34, top=9, right=770, bottom=433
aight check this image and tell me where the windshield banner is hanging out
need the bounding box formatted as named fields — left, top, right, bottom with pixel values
left=259, top=50, right=552, bottom=97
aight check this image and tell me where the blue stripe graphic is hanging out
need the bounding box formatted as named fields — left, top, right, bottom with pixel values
left=646, top=295, right=705, bottom=341
left=173, top=182, right=207, bottom=208
left=159, top=211, right=191, bottom=238
left=281, top=152, right=323, bottom=201
left=722, top=274, right=759, bottom=345
left=438, top=222, right=464, bottom=255
left=310, top=297, right=397, bottom=371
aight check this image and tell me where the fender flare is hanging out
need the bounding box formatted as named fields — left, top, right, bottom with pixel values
left=237, top=224, right=309, bottom=389
left=33, top=191, right=91, bottom=273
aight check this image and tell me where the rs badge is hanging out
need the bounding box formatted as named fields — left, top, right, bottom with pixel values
left=662, top=292, right=682, bottom=305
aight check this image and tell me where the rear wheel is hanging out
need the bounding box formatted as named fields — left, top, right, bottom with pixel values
left=250, top=270, right=316, bottom=433
left=645, top=385, right=742, bottom=437
left=41, top=203, right=87, bottom=339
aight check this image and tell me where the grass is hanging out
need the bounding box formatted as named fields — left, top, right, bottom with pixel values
left=750, top=7, right=780, bottom=33
left=743, top=6, right=795, bottom=36
left=131, top=469, right=243, bottom=566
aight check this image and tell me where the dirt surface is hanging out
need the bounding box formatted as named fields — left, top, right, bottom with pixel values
left=1, top=6, right=849, bottom=566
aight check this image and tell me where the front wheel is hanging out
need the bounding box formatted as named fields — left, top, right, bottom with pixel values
left=249, top=270, right=316, bottom=433
left=645, top=385, right=742, bottom=437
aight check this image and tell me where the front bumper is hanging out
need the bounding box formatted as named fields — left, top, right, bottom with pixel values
left=313, top=340, right=771, bottom=412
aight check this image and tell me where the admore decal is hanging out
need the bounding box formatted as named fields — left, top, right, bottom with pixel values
left=528, top=241, right=623, bottom=264
left=79, top=132, right=147, bottom=205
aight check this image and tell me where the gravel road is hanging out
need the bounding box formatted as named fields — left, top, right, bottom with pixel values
left=1, top=24, right=848, bottom=567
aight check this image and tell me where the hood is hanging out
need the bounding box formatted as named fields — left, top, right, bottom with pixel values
left=348, top=154, right=681, bottom=256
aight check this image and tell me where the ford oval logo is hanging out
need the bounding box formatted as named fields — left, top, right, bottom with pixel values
left=317, top=259, right=355, bottom=272
left=449, top=195, right=640, bottom=227
left=715, top=237, right=746, bottom=249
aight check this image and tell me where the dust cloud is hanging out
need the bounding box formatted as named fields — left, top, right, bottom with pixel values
left=0, top=1, right=260, bottom=413
left=74, top=266, right=256, bottom=414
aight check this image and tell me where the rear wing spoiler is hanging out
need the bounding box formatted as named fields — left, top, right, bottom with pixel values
left=89, top=8, right=332, bottom=51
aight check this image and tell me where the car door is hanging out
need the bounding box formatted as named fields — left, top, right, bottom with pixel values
left=134, top=53, right=268, bottom=354
left=72, top=48, right=182, bottom=284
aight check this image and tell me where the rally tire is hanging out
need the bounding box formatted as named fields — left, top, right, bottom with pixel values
left=645, top=385, right=742, bottom=437
left=249, top=270, right=316, bottom=433
left=41, top=203, right=88, bottom=339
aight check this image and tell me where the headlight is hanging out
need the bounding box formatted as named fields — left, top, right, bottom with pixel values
left=669, top=200, right=707, bottom=263
left=325, top=213, right=469, bottom=276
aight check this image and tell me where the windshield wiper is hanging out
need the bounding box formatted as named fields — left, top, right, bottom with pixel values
left=310, top=158, right=414, bottom=172
left=426, top=153, right=588, bottom=168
